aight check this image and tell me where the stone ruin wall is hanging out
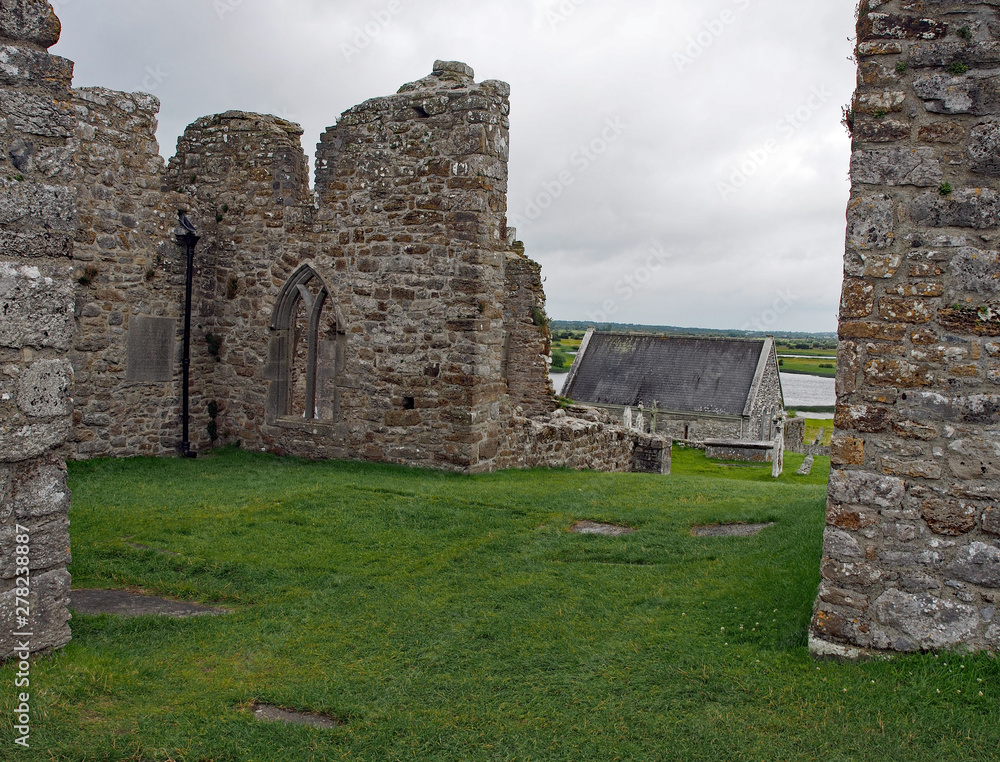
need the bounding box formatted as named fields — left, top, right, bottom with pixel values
left=0, top=1, right=667, bottom=661
left=62, top=57, right=663, bottom=476
left=502, top=244, right=558, bottom=418
left=68, top=87, right=208, bottom=459
left=0, top=0, right=74, bottom=659
left=812, top=0, right=1000, bottom=657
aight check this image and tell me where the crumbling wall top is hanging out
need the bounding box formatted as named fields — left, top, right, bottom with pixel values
left=0, top=0, right=61, bottom=48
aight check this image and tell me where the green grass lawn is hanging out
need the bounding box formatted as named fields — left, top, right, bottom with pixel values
left=801, top=419, right=833, bottom=447
left=2, top=449, right=997, bottom=760
left=775, top=343, right=837, bottom=358
left=777, top=357, right=836, bottom=377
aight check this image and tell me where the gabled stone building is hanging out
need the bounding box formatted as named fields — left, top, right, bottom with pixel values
left=563, top=330, right=785, bottom=443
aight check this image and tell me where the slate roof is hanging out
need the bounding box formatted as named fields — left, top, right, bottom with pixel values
left=563, top=333, right=769, bottom=416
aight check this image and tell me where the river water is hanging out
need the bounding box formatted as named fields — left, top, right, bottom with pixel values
left=548, top=371, right=835, bottom=410
left=780, top=373, right=836, bottom=409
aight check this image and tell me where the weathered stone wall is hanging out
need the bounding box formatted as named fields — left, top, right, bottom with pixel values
left=310, top=61, right=513, bottom=472
left=748, top=348, right=783, bottom=440
left=0, top=0, right=73, bottom=660
left=655, top=413, right=745, bottom=442
left=503, top=242, right=557, bottom=418
left=68, top=88, right=200, bottom=459
left=812, top=0, right=1000, bottom=656
left=495, top=405, right=669, bottom=474
left=164, top=110, right=310, bottom=455
left=785, top=415, right=806, bottom=454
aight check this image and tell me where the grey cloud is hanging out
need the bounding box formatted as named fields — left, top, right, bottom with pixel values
left=53, top=0, right=856, bottom=332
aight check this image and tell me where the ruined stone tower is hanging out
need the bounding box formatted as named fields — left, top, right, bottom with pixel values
left=811, top=0, right=1000, bottom=657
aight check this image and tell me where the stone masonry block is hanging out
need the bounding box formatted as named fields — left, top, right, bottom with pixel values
left=914, top=72, right=1000, bottom=115
left=4, top=458, right=68, bottom=521
left=945, top=541, right=1000, bottom=588
left=921, top=497, right=978, bottom=536
left=950, top=247, right=1000, bottom=293
left=912, top=189, right=1000, bottom=229
left=16, top=359, right=71, bottom=418
left=0, top=262, right=74, bottom=350
left=0, top=569, right=71, bottom=659
left=831, top=434, right=865, bottom=466
left=948, top=429, right=1000, bottom=480
left=823, top=528, right=864, bottom=560
left=871, top=589, right=980, bottom=651
left=0, top=420, right=69, bottom=463
left=0, top=514, right=69, bottom=578
left=847, top=194, right=895, bottom=250
left=841, top=280, right=875, bottom=318
left=969, top=122, right=1000, bottom=176
left=859, top=13, right=948, bottom=42
left=0, top=179, right=75, bottom=231
left=850, top=147, right=942, bottom=187
left=0, top=44, right=73, bottom=90
left=0, top=0, right=61, bottom=47
left=828, top=469, right=906, bottom=509
left=0, top=88, right=74, bottom=137
left=985, top=507, right=1000, bottom=536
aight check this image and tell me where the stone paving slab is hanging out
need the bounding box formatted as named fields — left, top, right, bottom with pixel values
left=69, top=589, right=230, bottom=618
left=570, top=521, right=636, bottom=536
left=252, top=703, right=341, bottom=729
left=691, top=523, right=774, bottom=538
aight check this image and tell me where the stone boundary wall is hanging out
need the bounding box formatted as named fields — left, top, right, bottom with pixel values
left=1, top=0, right=74, bottom=660
left=495, top=405, right=670, bottom=474
left=812, top=0, right=1000, bottom=657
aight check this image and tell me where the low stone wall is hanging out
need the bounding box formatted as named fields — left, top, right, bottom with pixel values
left=632, top=435, right=671, bottom=475
left=495, top=405, right=670, bottom=474
left=704, top=440, right=774, bottom=463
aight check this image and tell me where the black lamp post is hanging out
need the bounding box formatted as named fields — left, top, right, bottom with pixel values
left=175, top=211, right=200, bottom=459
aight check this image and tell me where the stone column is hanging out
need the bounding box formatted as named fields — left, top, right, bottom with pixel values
left=0, top=0, right=75, bottom=660
left=811, top=0, right=1000, bottom=657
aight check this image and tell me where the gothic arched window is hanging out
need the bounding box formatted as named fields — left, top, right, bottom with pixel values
left=267, top=266, right=343, bottom=422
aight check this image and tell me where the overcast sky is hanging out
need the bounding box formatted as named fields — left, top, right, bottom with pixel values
left=51, top=0, right=857, bottom=333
